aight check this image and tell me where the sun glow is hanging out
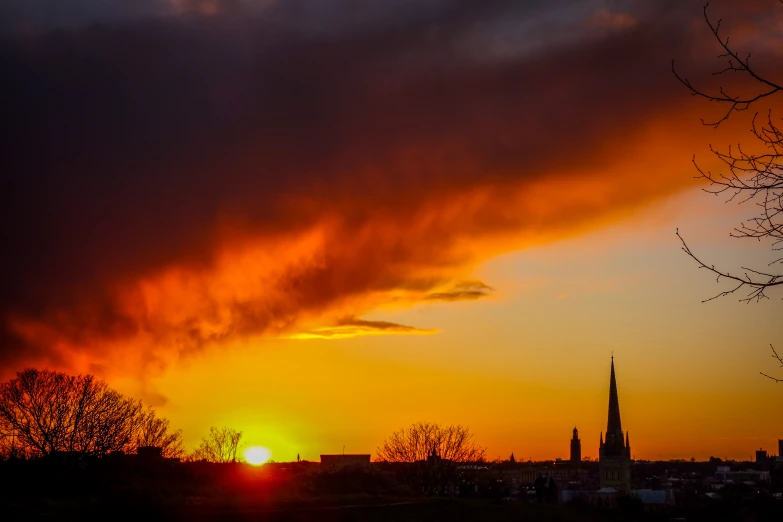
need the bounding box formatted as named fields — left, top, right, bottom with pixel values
left=244, top=446, right=272, bottom=465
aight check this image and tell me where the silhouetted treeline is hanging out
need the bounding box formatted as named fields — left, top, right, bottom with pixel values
left=0, top=369, right=183, bottom=460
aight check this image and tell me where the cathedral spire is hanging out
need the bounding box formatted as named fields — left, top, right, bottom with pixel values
left=607, top=356, right=623, bottom=437
left=599, top=356, right=631, bottom=491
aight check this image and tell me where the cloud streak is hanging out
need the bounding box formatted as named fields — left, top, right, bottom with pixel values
left=424, top=281, right=494, bottom=302
left=287, top=317, right=438, bottom=340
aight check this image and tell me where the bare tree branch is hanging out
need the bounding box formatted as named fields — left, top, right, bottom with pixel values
left=677, top=229, right=782, bottom=303
left=673, top=2, right=783, bottom=304
left=760, top=344, right=783, bottom=382
left=673, top=2, right=782, bottom=383
left=672, top=2, right=782, bottom=127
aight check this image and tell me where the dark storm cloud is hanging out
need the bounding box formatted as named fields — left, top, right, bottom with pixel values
left=0, top=0, right=169, bottom=34
left=0, top=0, right=739, bottom=372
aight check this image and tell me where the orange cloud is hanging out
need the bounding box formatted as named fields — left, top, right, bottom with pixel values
left=1, top=0, right=777, bottom=380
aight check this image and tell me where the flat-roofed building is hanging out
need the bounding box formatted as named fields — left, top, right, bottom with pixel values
left=320, top=454, right=371, bottom=469
left=715, top=466, right=770, bottom=482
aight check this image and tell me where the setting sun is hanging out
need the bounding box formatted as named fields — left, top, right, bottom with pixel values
left=244, top=446, right=272, bottom=466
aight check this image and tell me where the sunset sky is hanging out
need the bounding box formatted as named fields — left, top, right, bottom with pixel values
left=2, top=0, right=781, bottom=462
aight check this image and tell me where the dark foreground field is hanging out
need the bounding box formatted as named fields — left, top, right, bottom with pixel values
left=3, top=461, right=783, bottom=521
left=0, top=498, right=631, bottom=522
left=5, top=497, right=783, bottom=522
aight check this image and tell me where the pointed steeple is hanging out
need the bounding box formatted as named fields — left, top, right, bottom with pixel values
left=607, top=356, right=623, bottom=438
left=599, top=357, right=631, bottom=490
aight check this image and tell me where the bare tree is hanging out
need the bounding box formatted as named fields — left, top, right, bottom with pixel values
left=0, top=369, right=183, bottom=460
left=0, top=369, right=74, bottom=457
left=376, top=421, right=485, bottom=463
left=376, top=422, right=485, bottom=495
left=191, top=426, right=243, bottom=463
left=134, top=410, right=185, bottom=459
left=672, top=2, right=782, bottom=380
left=68, top=380, right=146, bottom=458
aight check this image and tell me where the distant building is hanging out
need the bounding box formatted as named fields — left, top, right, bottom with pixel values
left=715, top=466, right=770, bottom=483
left=514, top=465, right=587, bottom=485
left=756, top=449, right=768, bottom=463
left=599, top=357, right=631, bottom=491
left=587, top=487, right=619, bottom=508
left=630, top=488, right=676, bottom=508
left=426, top=448, right=443, bottom=466
left=320, top=454, right=371, bottom=469
left=137, top=446, right=163, bottom=461
left=570, top=427, right=581, bottom=465
left=779, top=439, right=782, bottom=457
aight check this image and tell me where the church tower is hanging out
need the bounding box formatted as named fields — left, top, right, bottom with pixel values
left=570, top=427, right=581, bottom=465
left=599, top=356, right=631, bottom=490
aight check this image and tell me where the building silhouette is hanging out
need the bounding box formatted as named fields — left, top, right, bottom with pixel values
left=599, top=356, right=631, bottom=491
left=320, top=454, right=371, bottom=469
left=427, top=448, right=442, bottom=466
left=756, top=449, right=768, bottom=463
left=570, top=427, right=581, bottom=465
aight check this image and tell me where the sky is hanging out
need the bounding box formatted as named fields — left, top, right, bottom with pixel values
left=1, top=0, right=782, bottom=462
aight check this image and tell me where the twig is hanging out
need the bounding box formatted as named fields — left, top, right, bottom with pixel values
left=760, top=344, right=783, bottom=382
